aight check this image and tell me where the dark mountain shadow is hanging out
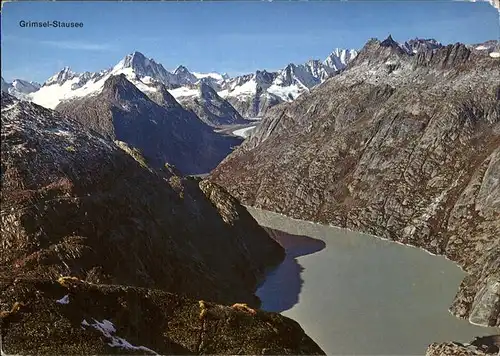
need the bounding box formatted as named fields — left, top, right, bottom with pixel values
left=256, top=227, right=326, bottom=313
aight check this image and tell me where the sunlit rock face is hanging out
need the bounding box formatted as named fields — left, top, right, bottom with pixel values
left=210, top=37, right=500, bottom=327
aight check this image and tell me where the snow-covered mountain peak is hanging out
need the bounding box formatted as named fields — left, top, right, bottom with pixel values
left=324, top=48, right=358, bottom=71
left=173, top=65, right=198, bottom=85
left=192, top=71, right=227, bottom=82
left=275, top=63, right=317, bottom=89
left=113, top=51, right=176, bottom=86
left=44, top=66, right=78, bottom=86
left=119, top=51, right=149, bottom=69
left=11, top=79, right=41, bottom=93
left=2, top=77, right=42, bottom=100
left=173, top=65, right=189, bottom=74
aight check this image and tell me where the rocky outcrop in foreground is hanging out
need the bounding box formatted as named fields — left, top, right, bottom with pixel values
left=1, top=278, right=323, bottom=355
left=426, top=335, right=500, bottom=356
left=1, top=93, right=322, bottom=354
left=210, top=37, right=500, bottom=327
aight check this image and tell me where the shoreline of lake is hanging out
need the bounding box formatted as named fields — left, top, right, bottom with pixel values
left=248, top=207, right=499, bottom=355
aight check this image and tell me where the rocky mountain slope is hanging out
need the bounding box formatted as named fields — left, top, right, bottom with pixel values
left=1, top=278, right=323, bottom=355
left=176, top=81, right=247, bottom=127
left=1, top=93, right=323, bottom=354
left=56, top=74, right=242, bottom=174
left=210, top=37, right=500, bottom=327
left=426, top=335, right=500, bottom=356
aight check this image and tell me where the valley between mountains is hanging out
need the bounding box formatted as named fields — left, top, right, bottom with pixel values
left=1, top=35, right=499, bottom=355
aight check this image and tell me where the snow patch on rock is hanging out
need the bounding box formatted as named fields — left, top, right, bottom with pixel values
left=82, top=318, right=158, bottom=355
left=56, top=294, right=70, bottom=304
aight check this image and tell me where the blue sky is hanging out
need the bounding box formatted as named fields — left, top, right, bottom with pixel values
left=1, top=1, right=498, bottom=83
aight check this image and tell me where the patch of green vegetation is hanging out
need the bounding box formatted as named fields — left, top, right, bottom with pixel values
left=65, top=146, right=76, bottom=153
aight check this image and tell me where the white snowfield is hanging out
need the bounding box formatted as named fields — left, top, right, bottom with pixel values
left=192, top=71, right=226, bottom=81
left=233, top=125, right=256, bottom=138
left=30, top=62, right=165, bottom=109
left=218, top=78, right=258, bottom=100
left=81, top=318, right=158, bottom=355
left=267, top=84, right=304, bottom=102
left=31, top=75, right=106, bottom=109
left=169, top=86, right=199, bottom=99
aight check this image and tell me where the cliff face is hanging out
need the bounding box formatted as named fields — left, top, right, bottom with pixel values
left=225, top=92, right=283, bottom=119
left=179, top=82, right=248, bottom=127
left=209, top=40, right=500, bottom=327
left=0, top=94, right=323, bottom=354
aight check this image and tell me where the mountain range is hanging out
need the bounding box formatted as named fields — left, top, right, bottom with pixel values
left=3, top=37, right=498, bottom=121
left=0, top=44, right=361, bottom=174
left=1, top=46, right=360, bottom=118
left=1, top=34, right=499, bottom=355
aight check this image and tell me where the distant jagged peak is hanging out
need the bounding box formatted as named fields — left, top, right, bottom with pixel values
left=173, top=64, right=191, bottom=75
left=12, top=79, right=41, bottom=90
left=362, top=36, right=444, bottom=56
left=380, top=34, right=400, bottom=48
left=173, top=65, right=198, bottom=85
left=2, top=76, right=41, bottom=96
left=113, top=51, right=176, bottom=86
left=324, top=48, right=358, bottom=71
left=408, top=37, right=442, bottom=46
left=355, top=35, right=430, bottom=64
left=119, top=51, right=152, bottom=69
left=470, top=39, right=500, bottom=58
left=254, top=69, right=277, bottom=84
left=44, top=66, right=79, bottom=86
left=353, top=36, right=485, bottom=71
left=401, top=38, right=443, bottom=54
left=378, top=34, right=410, bottom=56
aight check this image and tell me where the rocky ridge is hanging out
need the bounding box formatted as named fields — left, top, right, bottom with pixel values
left=56, top=74, right=242, bottom=174
left=1, top=77, right=41, bottom=100
left=177, top=81, right=247, bottom=127
left=210, top=37, right=500, bottom=327
left=0, top=92, right=324, bottom=354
